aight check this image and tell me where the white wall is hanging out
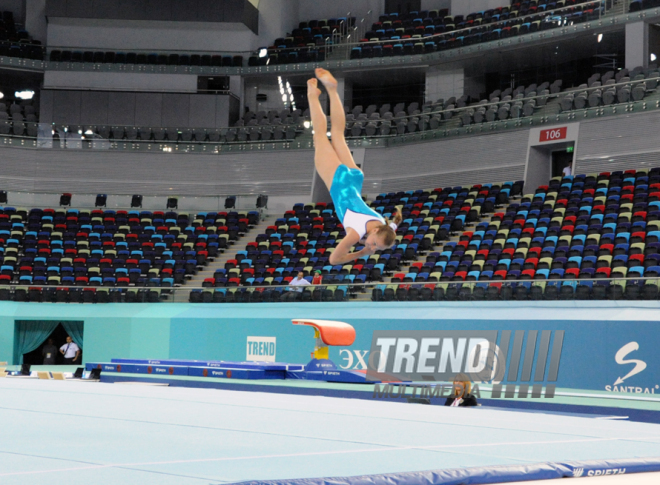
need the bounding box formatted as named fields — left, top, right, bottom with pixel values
left=256, top=0, right=299, bottom=47
left=297, top=0, right=383, bottom=23
left=244, top=80, right=289, bottom=113
left=46, top=18, right=257, bottom=53
left=464, top=75, right=485, bottom=101
left=626, top=21, right=649, bottom=70
left=40, top=90, right=234, bottom=128
left=25, top=0, right=47, bottom=43
left=420, top=0, right=451, bottom=13
left=2, top=191, right=308, bottom=213
left=0, top=145, right=316, bottom=197
left=0, top=0, right=23, bottom=19
left=44, top=71, right=198, bottom=92
left=5, top=109, right=660, bottom=199
left=450, top=0, right=508, bottom=17
left=425, top=68, right=464, bottom=104
left=337, top=77, right=353, bottom=108
left=229, top=76, right=245, bottom=114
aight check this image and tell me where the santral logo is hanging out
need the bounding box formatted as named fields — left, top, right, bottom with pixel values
left=614, top=342, right=647, bottom=385
left=605, top=342, right=657, bottom=394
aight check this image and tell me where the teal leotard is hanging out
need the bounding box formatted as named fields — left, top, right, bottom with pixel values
left=329, top=165, right=384, bottom=235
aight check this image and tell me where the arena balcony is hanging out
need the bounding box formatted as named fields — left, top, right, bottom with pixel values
left=1, top=1, right=659, bottom=76
left=1, top=72, right=658, bottom=154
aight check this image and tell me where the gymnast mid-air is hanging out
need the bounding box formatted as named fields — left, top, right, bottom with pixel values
left=307, top=68, right=402, bottom=266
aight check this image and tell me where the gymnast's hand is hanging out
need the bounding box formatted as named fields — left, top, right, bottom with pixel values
left=360, top=245, right=376, bottom=256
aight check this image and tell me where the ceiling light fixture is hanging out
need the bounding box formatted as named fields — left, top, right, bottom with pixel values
left=15, top=90, right=34, bottom=100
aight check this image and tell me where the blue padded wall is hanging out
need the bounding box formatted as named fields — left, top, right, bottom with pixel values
left=0, top=301, right=659, bottom=395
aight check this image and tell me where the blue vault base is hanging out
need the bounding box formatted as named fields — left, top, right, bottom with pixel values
left=86, top=357, right=375, bottom=383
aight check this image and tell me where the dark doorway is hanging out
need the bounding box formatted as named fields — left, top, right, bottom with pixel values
left=352, top=81, right=424, bottom=110
left=384, top=0, right=422, bottom=15
left=349, top=68, right=426, bottom=111
left=22, top=323, right=80, bottom=366
left=197, top=76, right=230, bottom=94
left=552, top=149, right=574, bottom=178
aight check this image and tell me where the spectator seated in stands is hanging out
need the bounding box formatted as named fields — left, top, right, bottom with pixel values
left=444, top=373, right=478, bottom=407
left=282, top=271, right=310, bottom=301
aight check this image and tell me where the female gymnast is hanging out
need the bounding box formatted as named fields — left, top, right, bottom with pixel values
left=307, top=68, right=402, bottom=266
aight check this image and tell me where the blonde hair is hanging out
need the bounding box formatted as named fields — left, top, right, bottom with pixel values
left=453, top=373, right=472, bottom=397
left=374, top=206, right=403, bottom=247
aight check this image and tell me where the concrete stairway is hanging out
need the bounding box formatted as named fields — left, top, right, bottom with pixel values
left=326, top=43, right=352, bottom=61
left=536, top=97, right=562, bottom=118
left=170, top=216, right=273, bottom=302
left=604, top=0, right=628, bottom=18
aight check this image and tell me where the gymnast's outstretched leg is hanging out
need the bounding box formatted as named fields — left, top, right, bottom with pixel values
left=307, top=77, right=341, bottom=191
left=315, top=68, right=360, bottom=171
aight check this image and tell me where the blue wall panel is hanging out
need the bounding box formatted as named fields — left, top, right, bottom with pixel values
left=0, top=302, right=659, bottom=395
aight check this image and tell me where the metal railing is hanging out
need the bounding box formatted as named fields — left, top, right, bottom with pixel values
left=259, top=0, right=610, bottom=62
left=0, top=74, right=656, bottom=153
left=45, top=44, right=248, bottom=62
left=0, top=275, right=658, bottom=303
left=0, top=120, right=305, bottom=149
left=0, top=190, right=269, bottom=212
left=343, top=73, right=659, bottom=134
left=0, top=1, right=645, bottom=70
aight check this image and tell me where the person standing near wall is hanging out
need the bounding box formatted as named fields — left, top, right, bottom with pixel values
left=42, top=338, right=58, bottom=365
left=60, top=336, right=80, bottom=365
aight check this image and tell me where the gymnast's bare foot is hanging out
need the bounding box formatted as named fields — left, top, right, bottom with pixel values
left=315, top=68, right=338, bottom=91
left=307, top=78, right=321, bottom=98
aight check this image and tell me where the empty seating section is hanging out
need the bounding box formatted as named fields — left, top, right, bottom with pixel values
left=186, top=167, right=660, bottom=303
left=7, top=2, right=660, bottom=66
left=385, top=168, right=660, bottom=301
left=630, top=0, right=660, bottom=11
left=197, top=184, right=508, bottom=303
left=196, top=201, right=351, bottom=303
left=55, top=124, right=291, bottom=144
left=557, top=67, right=658, bottom=110
left=30, top=113, right=303, bottom=145
left=350, top=1, right=602, bottom=60
left=0, top=100, right=38, bottom=136
left=0, top=207, right=259, bottom=302
left=249, top=17, right=356, bottom=66
left=0, top=10, right=42, bottom=60
left=49, top=49, right=243, bottom=68
left=461, top=67, right=657, bottom=127
left=7, top=64, right=655, bottom=143
left=345, top=67, right=658, bottom=137
left=231, top=109, right=303, bottom=142
left=4, top=167, right=660, bottom=304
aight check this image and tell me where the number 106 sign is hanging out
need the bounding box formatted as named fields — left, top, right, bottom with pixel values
left=540, top=127, right=567, bottom=142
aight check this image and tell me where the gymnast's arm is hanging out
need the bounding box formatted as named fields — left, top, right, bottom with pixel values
left=329, top=229, right=372, bottom=265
